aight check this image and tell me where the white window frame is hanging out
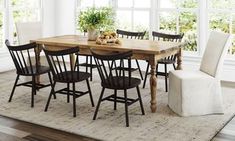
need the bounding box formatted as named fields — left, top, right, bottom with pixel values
left=0, top=0, right=42, bottom=54
left=114, top=0, right=151, bottom=36
left=156, top=0, right=200, bottom=56
left=207, top=0, right=235, bottom=59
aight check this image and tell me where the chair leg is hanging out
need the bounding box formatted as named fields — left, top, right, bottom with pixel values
left=114, top=89, right=117, bottom=110
left=72, top=82, right=76, bottom=117
left=45, top=82, right=56, bottom=112
left=136, top=86, right=145, bottom=115
left=90, top=56, right=93, bottom=81
left=164, top=64, right=168, bottom=92
left=86, top=56, right=88, bottom=73
left=93, top=87, right=105, bottom=120
left=86, top=79, right=94, bottom=107
left=124, top=89, right=129, bottom=127
left=48, top=72, right=56, bottom=99
left=9, top=75, right=20, bottom=102
left=173, top=63, right=176, bottom=70
left=31, top=76, right=36, bottom=108
left=136, top=59, right=143, bottom=80
left=143, top=63, right=150, bottom=88
left=67, top=83, right=70, bottom=103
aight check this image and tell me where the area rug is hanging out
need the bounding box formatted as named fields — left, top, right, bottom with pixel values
left=0, top=71, right=235, bottom=141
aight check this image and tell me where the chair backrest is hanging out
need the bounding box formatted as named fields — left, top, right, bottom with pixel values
left=91, top=49, right=133, bottom=89
left=152, top=31, right=184, bottom=42
left=200, top=31, right=232, bottom=78
left=5, top=40, right=39, bottom=75
left=43, top=47, right=80, bottom=81
left=116, top=29, right=146, bottom=39
left=16, top=22, right=42, bottom=45
left=152, top=31, right=184, bottom=61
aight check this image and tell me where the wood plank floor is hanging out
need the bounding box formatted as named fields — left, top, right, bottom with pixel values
left=0, top=115, right=99, bottom=141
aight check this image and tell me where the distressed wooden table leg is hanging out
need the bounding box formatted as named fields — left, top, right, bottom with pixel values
left=35, top=45, right=42, bottom=84
left=176, top=48, right=182, bottom=70
left=149, top=55, right=157, bottom=113
left=70, top=54, right=76, bottom=70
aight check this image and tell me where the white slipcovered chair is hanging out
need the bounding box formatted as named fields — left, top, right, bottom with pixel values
left=16, top=22, right=48, bottom=66
left=16, top=22, right=42, bottom=45
left=168, top=31, right=232, bottom=116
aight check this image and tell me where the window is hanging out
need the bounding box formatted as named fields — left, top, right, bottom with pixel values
left=158, top=0, right=198, bottom=52
left=76, top=0, right=235, bottom=58
left=11, top=0, right=41, bottom=44
left=116, top=0, right=150, bottom=38
left=0, top=0, right=41, bottom=49
left=208, top=0, right=235, bottom=56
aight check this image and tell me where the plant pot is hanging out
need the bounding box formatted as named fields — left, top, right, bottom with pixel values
left=87, top=29, right=99, bottom=41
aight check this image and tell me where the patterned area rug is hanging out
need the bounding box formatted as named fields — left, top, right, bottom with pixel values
left=1, top=71, right=235, bottom=141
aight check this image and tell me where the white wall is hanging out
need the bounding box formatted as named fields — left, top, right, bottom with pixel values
left=42, top=0, right=56, bottom=37
left=54, top=0, right=76, bottom=35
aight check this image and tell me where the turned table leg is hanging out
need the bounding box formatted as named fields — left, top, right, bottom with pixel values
left=35, top=45, right=42, bottom=84
left=70, top=54, right=76, bottom=70
left=176, top=48, right=182, bottom=70
left=149, top=56, right=157, bottom=113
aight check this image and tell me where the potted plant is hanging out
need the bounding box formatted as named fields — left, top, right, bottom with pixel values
left=78, top=7, right=115, bottom=41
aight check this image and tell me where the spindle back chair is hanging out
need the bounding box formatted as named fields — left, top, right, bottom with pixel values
left=91, top=49, right=145, bottom=127
left=6, top=40, right=53, bottom=107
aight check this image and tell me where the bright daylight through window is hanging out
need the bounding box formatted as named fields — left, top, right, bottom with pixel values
left=77, top=0, right=235, bottom=57
left=208, top=0, right=235, bottom=56
left=0, top=0, right=41, bottom=48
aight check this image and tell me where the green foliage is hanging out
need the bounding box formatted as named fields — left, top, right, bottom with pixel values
left=209, top=13, right=230, bottom=33
left=180, top=0, right=197, bottom=8
left=78, top=7, right=115, bottom=32
left=179, top=12, right=197, bottom=51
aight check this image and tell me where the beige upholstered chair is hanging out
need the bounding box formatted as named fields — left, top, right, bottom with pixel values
left=168, top=31, right=232, bottom=116
left=16, top=22, right=42, bottom=45
left=16, top=22, right=48, bottom=65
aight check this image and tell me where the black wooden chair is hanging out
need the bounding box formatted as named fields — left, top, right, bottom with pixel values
left=116, top=29, right=146, bottom=80
left=43, top=47, right=94, bottom=117
left=143, top=31, right=184, bottom=92
left=5, top=40, right=54, bottom=107
left=91, top=49, right=145, bottom=127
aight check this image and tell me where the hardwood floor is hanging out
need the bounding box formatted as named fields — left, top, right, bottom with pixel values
left=0, top=115, right=99, bottom=141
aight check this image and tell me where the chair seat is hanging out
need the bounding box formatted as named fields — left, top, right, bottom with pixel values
left=102, top=76, right=141, bottom=90
left=114, top=66, right=138, bottom=72
left=158, top=59, right=175, bottom=64
left=78, top=63, right=98, bottom=68
left=17, top=65, right=50, bottom=76
left=146, top=59, right=175, bottom=64
left=54, top=71, right=90, bottom=83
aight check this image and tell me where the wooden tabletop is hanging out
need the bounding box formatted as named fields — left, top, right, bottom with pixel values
left=33, top=35, right=183, bottom=55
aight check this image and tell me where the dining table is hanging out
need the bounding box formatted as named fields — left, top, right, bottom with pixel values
left=32, top=35, right=184, bottom=113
